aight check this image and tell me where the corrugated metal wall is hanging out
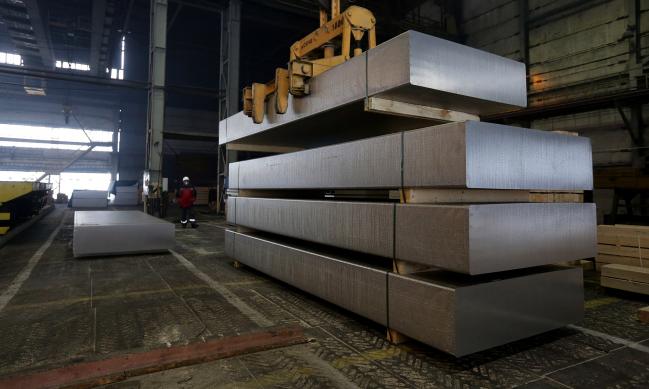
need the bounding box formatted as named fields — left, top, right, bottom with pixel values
left=461, top=0, right=648, bottom=168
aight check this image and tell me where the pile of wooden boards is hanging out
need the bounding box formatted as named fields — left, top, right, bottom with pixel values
left=598, top=224, right=649, bottom=295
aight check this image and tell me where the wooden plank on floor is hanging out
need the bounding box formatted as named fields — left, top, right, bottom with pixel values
left=601, top=276, right=649, bottom=295
left=0, top=326, right=306, bottom=389
left=601, top=264, right=649, bottom=284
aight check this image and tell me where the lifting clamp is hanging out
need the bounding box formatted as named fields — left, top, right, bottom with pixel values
left=242, top=0, right=377, bottom=124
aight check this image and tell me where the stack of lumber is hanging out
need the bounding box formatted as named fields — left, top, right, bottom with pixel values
left=222, top=31, right=595, bottom=357
left=598, top=224, right=649, bottom=295
left=597, top=225, right=649, bottom=268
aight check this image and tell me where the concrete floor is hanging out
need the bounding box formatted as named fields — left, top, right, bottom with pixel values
left=0, top=205, right=648, bottom=388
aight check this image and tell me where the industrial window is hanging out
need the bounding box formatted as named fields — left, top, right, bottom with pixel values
left=0, top=124, right=113, bottom=152
left=109, top=36, right=126, bottom=80
left=0, top=52, right=23, bottom=66
left=55, top=61, right=91, bottom=71
left=58, top=172, right=112, bottom=198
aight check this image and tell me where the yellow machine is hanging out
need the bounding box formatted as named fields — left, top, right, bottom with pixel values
left=243, top=0, right=377, bottom=124
left=0, top=182, right=51, bottom=235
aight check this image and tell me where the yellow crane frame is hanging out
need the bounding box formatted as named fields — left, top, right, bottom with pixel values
left=243, top=0, right=376, bottom=124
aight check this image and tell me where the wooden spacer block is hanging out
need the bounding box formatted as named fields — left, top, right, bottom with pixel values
left=392, top=259, right=429, bottom=275
left=639, top=306, right=649, bottom=324
left=386, top=328, right=410, bottom=345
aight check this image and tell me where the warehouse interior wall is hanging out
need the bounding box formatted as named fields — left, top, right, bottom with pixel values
left=461, top=0, right=649, bottom=222
left=461, top=0, right=647, bottom=166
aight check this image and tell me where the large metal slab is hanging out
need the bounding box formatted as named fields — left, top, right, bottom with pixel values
left=73, top=211, right=175, bottom=258
left=229, top=121, right=593, bottom=191
left=70, top=190, right=108, bottom=208
left=395, top=202, right=597, bottom=274
left=228, top=197, right=394, bottom=258
left=388, top=266, right=584, bottom=357
left=403, top=121, right=593, bottom=190
left=220, top=31, right=526, bottom=148
left=224, top=229, right=388, bottom=325
left=227, top=198, right=596, bottom=274
left=232, top=132, right=402, bottom=190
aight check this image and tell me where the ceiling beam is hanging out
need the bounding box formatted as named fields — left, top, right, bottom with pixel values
left=0, top=137, right=113, bottom=147
left=89, top=0, right=108, bottom=75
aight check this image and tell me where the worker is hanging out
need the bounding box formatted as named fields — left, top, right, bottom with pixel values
left=176, top=176, right=198, bottom=228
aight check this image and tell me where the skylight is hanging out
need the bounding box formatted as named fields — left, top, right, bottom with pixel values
left=0, top=123, right=113, bottom=152
left=55, top=61, right=91, bottom=71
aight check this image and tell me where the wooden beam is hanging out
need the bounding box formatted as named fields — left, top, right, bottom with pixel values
left=601, top=276, right=649, bottom=295
left=602, top=264, right=649, bottom=284
left=365, top=97, right=479, bottom=122
left=226, top=143, right=303, bottom=153
left=397, top=188, right=584, bottom=204
left=597, top=254, right=647, bottom=267
left=597, top=244, right=649, bottom=260
left=0, top=326, right=305, bottom=389
left=639, top=306, right=649, bottom=323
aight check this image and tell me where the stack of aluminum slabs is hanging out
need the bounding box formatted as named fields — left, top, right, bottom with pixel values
left=69, top=190, right=108, bottom=208
left=222, top=31, right=595, bottom=357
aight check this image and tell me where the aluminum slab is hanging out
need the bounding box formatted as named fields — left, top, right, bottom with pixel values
left=395, top=202, right=597, bottom=274
left=228, top=197, right=596, bottom=274
left=228, top=197, right=394, bottom=258
left=388, top=266, right=584, bottom=357
left=73, top=211, right=175, bottom=258
left=70, top=190, right=108, bottom=208
left=220, top=31, right=526, bottom=148
left=229, top=121, right=593, bottom=191
left=225, top=229, right=583, bottom=356
left=224, top=229, right=388, bottom=325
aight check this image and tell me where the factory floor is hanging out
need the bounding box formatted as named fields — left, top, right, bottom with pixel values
left=0, top=205, right=648, bottom=388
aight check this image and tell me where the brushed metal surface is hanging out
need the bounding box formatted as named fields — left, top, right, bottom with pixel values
left=226, top=197, right=236, bottom=224
left=369, top=31, right=527, bottom=113
left=73, top=211, right=175, bottom=258
left=395, top=203, right=597, bottom=274
left=388, top=266, right=583, bottom=357
left=232, top=133, right=402, bottom=190
left=220, top=31, right=526, bottom=148
left=464, top=122, right=593, bottom=190
left=224, top=229, right=388, bottom=325
left=402, top=121, right=594, bottom=190
left=230, top=197, right=394, bottom=258
left=230, top=121, right=593, bottom=191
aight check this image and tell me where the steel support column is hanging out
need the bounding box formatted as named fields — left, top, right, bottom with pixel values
left=217, top=0, right=241, bottom=214
left=144, top=0, right=168, bottom=213
left=90, top=0, right=107, bottom=75
left=627, top=0, right=643, bottom=88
